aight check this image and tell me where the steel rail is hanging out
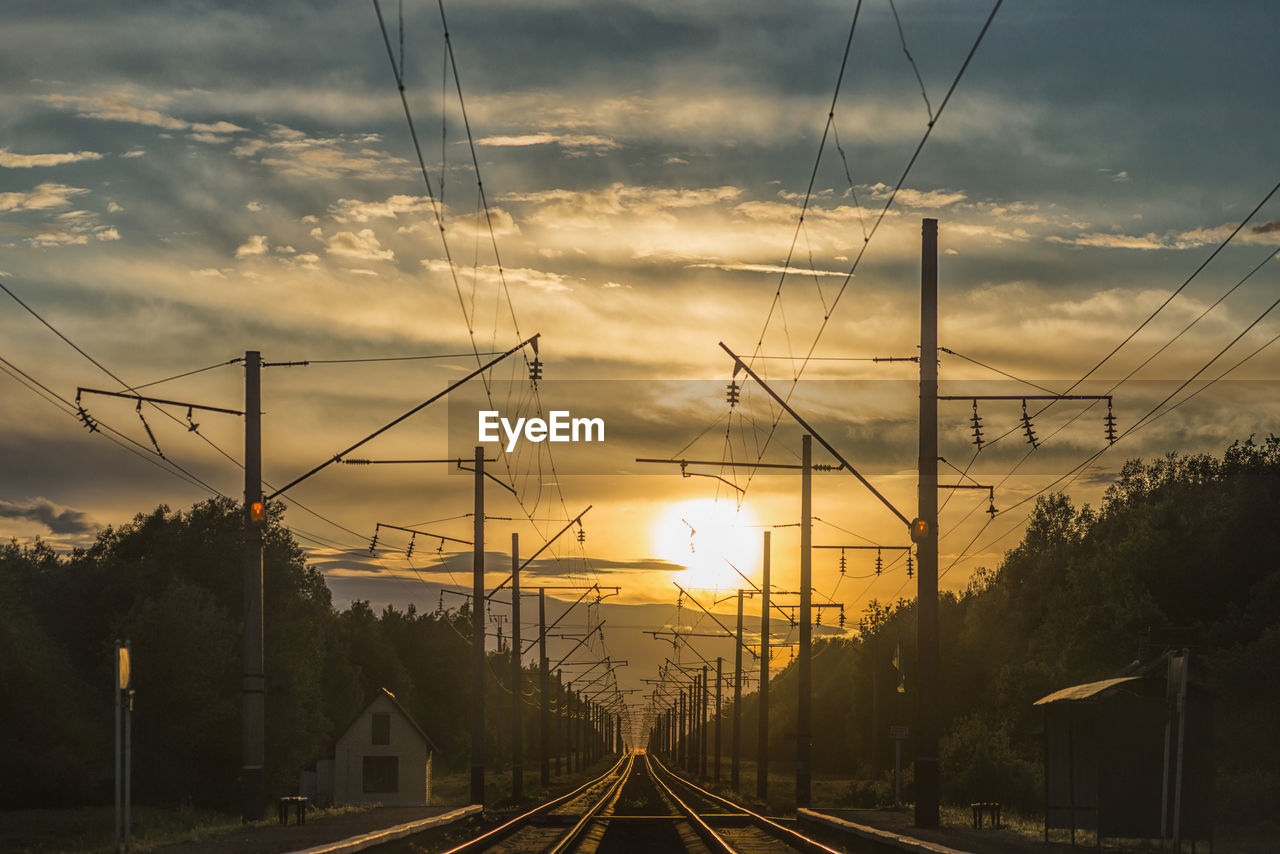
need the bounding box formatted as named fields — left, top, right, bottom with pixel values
left=437, top=752, right=628, bottom=854
left=546, top=752, right=635, bottom=854
left=648, top=753, right=843, bottom=854
left=643, top=753, right=736, bottom=854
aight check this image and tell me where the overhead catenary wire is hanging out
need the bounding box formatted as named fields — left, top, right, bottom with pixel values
left=0, top=354, right=219, bottom=496
left=934, top=239, right=1280, bottom=576
left=730, top=0, right=1004, bottom=503
left=374, top=1, right=602, bottom=591
left=939, top=257, right=1280, bottom=582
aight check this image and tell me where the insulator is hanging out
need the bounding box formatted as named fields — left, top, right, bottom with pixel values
left=406, top=533, right=415, bottom=558
left=529, top=358, right=543, bottom=383
left=369, top=532, right=379, bottom=554
left=577, top=528, right=586, bottom=544
left=438, top=538, right=445, bottom=553
left=438, top=590, right=444, bottom=611
left=76, top=406, right=99, bottom=433
left=970, top=400, right=984, bottom=448
left=1105, top=399, right=1117, bottom=445
left=906, top=552, right=914, bottom=579
left=1021, top=400, right=1039, bottom=448
left=839, top=549, right=847, bottom=575
left=725, top=381, right=740, bottom=407
left=816, top=610, right=822, bottom=626
left=185, top=405, right=199, bottom=433
left=987, top=495, right=997, bottom=517
left=839, top=605, right=846, bottom=628
left=875, top=549, right=883, bottom=575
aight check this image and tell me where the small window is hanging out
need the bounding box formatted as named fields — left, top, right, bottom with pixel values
left=363, top=755, right=399, bottom=793
left=372, top=713, right=390, bottom=745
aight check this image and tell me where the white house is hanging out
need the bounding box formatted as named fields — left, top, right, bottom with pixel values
left=333, top=687, right=438, bottom=806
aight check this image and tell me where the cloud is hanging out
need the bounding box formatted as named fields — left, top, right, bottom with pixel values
left=39, top=92, right=246, bottom=136
left=476, top=132, right=557, bottom=147
left=687, top=262, right=848, bottom=277
left=0, top=148, right=104, bottom=168
left=523, top=556, right=686, bottom=577
left=502, top=183, right=743, bottom=226
left=329, top=194, right=432, bottom=223
left=235, top=234, right=269, bottom=258
left=0, top=497, right=96, bottom=534
left=421, top=259, right=569, bottom=291
left=317, top=228, right=395, bottom=262
left=0, top=183, right=89, bottom=212
left=188, top=132, right=232, bottom=144
left=12, top=202, right=118, bottom=247
left=246, top=201, right=264, bottom=212
left=235, top=125, right=407, bottom=180
left=867, top=182, right=967, bottom=208
left=1049, top=220, right=1279, bottom=252
left=1048, top=232, right=1169, bottom=250
left=476, top=132, right=619, bottom=153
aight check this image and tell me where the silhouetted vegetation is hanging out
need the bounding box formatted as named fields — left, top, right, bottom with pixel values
left=3, top=436, right=1278, bottom=823
left=0, top=497, right=528, bottom=810
left=724, top=436, right=1280, bottom=819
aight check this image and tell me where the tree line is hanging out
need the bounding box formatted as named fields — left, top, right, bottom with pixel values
left=3, top=436, right=1277, bottom=821
left=0, top=498, right=558, bottom=809
left=720, top=436, right=1279, bottom=821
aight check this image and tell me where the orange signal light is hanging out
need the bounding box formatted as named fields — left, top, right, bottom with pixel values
left=910, top=517, right=929, bottom=543
left=249, top=500, right=266, bottom=524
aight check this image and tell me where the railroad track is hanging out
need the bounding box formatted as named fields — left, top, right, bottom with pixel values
left=644, top=753, right=843, bottom=854
left=427, top=749, right=864, bottom=854
left=437, top=753, right=633, bottom=854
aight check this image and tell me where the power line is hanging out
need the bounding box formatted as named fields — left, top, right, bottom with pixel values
left=944, top=268, right=1280, bottom=580
left=0, top=352, right=221, bottom=496
left=732, top=0, right=1004, bottom=501
left=131, top=358, right=242, bottom=390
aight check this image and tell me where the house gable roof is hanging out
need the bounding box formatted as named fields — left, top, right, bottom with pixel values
left=338, top=687, right=441, bottom=755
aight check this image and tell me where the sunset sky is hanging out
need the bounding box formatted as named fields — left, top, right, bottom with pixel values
left=3, top=1, right=1279, bottom=700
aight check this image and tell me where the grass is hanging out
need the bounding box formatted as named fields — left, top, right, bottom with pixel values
left=0, top=803, right=375, bottom=854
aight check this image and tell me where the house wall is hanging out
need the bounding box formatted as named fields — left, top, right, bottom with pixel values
left=334, top=694, right=431, bottom=806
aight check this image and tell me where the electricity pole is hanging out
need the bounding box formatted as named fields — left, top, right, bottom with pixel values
left=511, top=533, right=523, bottom=800
left=732, top=590, right=744, bottom=790
left=471, top=445, right=486, bottom=805
left=714, top=656, right=723, bottom=783
left=700, top=665, right=708, bottom=777
left=757, top=530, right=771, bottom=801
left=539, top=589, right=550, bottom=786
left=556, top=669, right=564, bottom=776
left=797, top=434, right=813, bottom=807
left=916, top=218, right=940, bottom=827
left=242, top=350, right=265, bottom=823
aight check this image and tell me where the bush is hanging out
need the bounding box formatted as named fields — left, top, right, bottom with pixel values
left=941, top=713, right=1041, bottom=811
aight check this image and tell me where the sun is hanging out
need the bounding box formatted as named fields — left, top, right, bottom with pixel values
left=653, top=498, right=759, bottom=592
